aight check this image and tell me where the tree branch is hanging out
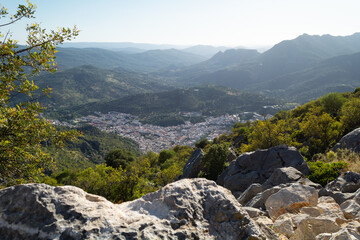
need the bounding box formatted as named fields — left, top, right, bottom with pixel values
left=0, top=15, right=25, bottom=28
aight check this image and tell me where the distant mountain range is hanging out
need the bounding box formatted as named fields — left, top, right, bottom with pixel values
left=55, top=48, right=206, bottom=72
left=163, top=33, right=360, bottom=102
left=29, top=32, right=360, bottom=123
left=60, top=42, right=237, bottom=58
left=255, top=51, right=360, bottom=102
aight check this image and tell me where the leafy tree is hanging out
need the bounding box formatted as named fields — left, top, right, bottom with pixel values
left=201, top=143, right=230, bottom=181
left=195, top=138, right=210, bottom=149
left=300, top=111, right=342, bottom=155
left=320, top=92, right=347, bottom=118
left=104, top=149, right=136, bottom=169
left=340, top=98, right=360, bottom=133
left=242, top=119, right=298, bottom=152
left=158, top=149, right=176, bottom=164
left=0, top=1, right=79, bottom=184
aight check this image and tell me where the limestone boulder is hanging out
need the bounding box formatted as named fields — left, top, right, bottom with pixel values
left=273, top=213, right=295, bottom=238
left=324, top=221, right=360, bottom=240
left=316, top=196, right=345, bottom=220
left=319, top=171, right=360, bottom=204
left=238, top=167, right=320, bottom=209
left=340, top=199, right=360, bottom=219
left=265, top=183, right=318, bottom=219
left=237, top=183, right=264, bottom=206
left=263, top=167, right=304, bottom=188
left=227, top=148, right=237, bottom=162
left=243, top=207, right=266, bottom=218
left=181, top=148, right=203, bottom=178
left=245, top=185, right=283, bottom=210
left=0, top=179, right=272, bottom=240
left=340, top=188, right=360, bottom=219
left=333, top=127, right=360, bottom=153
left=217, top=145, right=310, bottom=193
left=290, top=217, right=340, bottom=240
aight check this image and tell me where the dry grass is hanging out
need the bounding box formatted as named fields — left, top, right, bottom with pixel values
left=313, top=149, right=360, bottom=173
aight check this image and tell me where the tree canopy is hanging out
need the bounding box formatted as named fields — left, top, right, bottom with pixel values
left=0, top=1, right=79, bottom=184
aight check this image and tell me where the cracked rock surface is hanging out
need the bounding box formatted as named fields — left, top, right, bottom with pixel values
left=217, top=145, right=310, bottom=193
left=0, top=178, right=272, bottom=240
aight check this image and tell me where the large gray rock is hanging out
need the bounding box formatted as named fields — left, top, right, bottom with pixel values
left=340, top=188, right=360, bottom=219
left=181, top=148, right=203, bottom=178
left=217, top=145, right=310, bottom=193
left=263, top=166, right=304, bottom=188
left=237, top=183, right=264, bottom=206
left=238, top=167, right=320, bottom=208
left=265, top=183, right=318, bottom=219
left=0, top=179, right=272, bottom=240
left=333, top=128, right=360, bottom=153
left=325, top=221, right=360, bottom=240
left=245, top=185, right=283, bottom=210
left=319, top=171, right=360, bottom=204
left=291, top=217, right=341, bottom=240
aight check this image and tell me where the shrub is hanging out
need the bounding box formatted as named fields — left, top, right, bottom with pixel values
left=308, top=161, right=347, bottom=186
left=320, top=92, right=347, bottom=118
left=201, top=143, right=230, bottom=181
left=104, top=149, right=136, bottom=169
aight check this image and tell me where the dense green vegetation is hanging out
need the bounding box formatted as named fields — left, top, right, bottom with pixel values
left=0, top=2, right=80, bottom=185
left=198, top=143, right=230, bottom=181
left=21, top=65, right=172, bottom=109
left=200, top=89, right=360, bottom=185
left=70, top=85, right=280, bottom=126
left=43, top=145, right=194, bottom=202
left=220, top=90, right=360, bottom=157
left=45, top=125, right=140, bottom=173
left=307, top=161, right=348, bottom=186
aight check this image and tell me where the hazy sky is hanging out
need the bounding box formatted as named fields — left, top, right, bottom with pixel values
left=3, top=0, right=360, bottom=47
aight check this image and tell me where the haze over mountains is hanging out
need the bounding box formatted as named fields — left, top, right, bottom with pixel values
left=30, top=32, right=360, bottom=124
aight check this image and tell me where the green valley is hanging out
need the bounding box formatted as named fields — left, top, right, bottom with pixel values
left=69, top=85, right=281, bottom=126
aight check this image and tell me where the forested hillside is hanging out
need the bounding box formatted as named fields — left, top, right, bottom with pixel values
left=27, top=65, right=172, bottom=108
left=69, top=85, right=280, bottom=126
left=46, top=125, right=141, bottom=173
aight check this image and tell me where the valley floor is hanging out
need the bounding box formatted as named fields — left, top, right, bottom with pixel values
left=72, top=111, right=266, bottom=153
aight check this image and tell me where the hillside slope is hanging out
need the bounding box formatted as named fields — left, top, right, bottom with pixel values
left=30, top=65, right=172, bottom=108
left=70, top=85, right=280, bottom=126
left=163, top=33, right=360, bottom=102
left=255, top=51, right=360, bottom=102
left=55, top=47, right=206, bottom=72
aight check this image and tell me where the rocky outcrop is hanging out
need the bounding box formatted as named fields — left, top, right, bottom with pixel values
left=265, top=183, right=318, bottom=219
left=319, top=171, right=360, bottom=204
left=0, top=179, right=275, bottom=240
left=258, top=194, right=360, bottom=240
left=340, top=188, right=360, bottom=219
left=237, top=167, right=320, bottom=210
left=217, top=145, right=310, bottom=193
left=181, top=148, right=203, bottom=178
left=333, top=127, right=360, bottom=153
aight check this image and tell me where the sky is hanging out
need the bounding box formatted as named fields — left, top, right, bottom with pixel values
left=2, top=0, right=360, bottom=48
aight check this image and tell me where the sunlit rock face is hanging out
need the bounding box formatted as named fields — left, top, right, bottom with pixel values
left=217, top=145, right=310, bottom=194
left=0, top=179, right=273, bottom=240
left=333, top=127, right=360, bottom=153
